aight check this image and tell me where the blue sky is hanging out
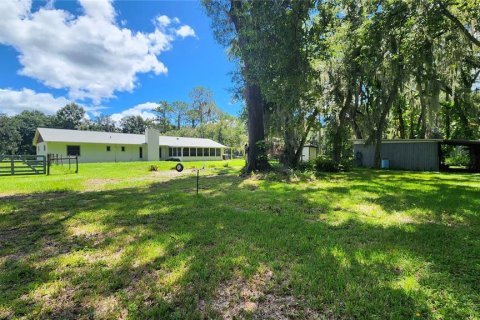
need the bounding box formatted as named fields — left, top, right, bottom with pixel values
left=0, top=0, right=241, bottom=120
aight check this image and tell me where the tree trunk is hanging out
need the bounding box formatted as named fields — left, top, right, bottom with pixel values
left=417, top=103, right=427, bottom=138
left=230, top=0, right=270, bottom=173
left=245, top=83, right=270, bottom=172
left=454, top=93, right=473, bottom=139
left=445, top=92, right=451, bottom=139
left=416, top=77, right=427, bottom=139
left=409, top=101, right=415, bottom=139
left=373, top=100, right=391, bottom=168
left=351, top=86, right=363, bottom=139
left=332, top=93, right=352, bottom=163
left=292, top=109, right=320, bottom=167
left=373, top=75, right=401, bottom=168
left=282, top=116, right=298, bottom=167
left=396, top=99, right=406, bottom=139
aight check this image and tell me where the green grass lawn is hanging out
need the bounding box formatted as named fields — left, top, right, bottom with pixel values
left=0, top=161, right=479, bottom=319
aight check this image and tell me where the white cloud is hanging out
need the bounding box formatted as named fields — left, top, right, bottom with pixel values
left=83, top=105, right=109, bottom=117
left=80, top=0, right=115, bottom=22
left=0, top=88, right=110, bottom=119
left=157, top=15, right=171, bottom=27
left=176, top=25, right=196, bottom=38
left=110, top=102, right=158, bottom=123
left=0, top=88, right=71, bottom=115
left=0, top=0, right=196, bottom=102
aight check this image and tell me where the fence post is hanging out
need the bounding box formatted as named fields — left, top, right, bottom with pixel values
left=75, top=156, right=78, bottom=173
left=47, top=154, right=51, bottom=175
left=10, top=156, right=14, bottom=175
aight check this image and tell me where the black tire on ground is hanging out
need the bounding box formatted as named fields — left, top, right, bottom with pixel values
left=175, top=163, right=184, bottom=172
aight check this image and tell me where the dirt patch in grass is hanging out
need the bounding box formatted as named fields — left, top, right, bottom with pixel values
left=151, top=169, right=198, bottom=178
left=201, top=267, right=326, bottom=319
left=85, top=178, right=120, bottom=188
left=92, top=295, right=126, bottom=320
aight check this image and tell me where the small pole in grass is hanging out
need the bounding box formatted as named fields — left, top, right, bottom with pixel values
left=196, top=169, right=199, bottom=195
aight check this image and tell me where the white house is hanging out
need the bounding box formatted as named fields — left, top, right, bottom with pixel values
left=33, top=128, right=228, bottom=163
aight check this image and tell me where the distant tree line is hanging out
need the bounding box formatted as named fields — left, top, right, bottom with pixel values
left=0, top=86, right=247, bottom=155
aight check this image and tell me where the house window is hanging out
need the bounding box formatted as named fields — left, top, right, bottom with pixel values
left=204, top=148, right=209, bottom=156
left=159, top=147, right=162, bottom=158
left=183, top=147, right=190, bottom=156
left=139, top=147, right=143, bottom=159
left=197, top=148, right=203, bottom=156
left=121, top=146, right=125, bottom=152
left=190, top=148, right=197, bottom=156
left=43, top=145, right=46, bottom=151
left=106, top=146, right=111, bottom=152
left=170, top=147, right=183, bottom=157
left=210, top=148, right=215, bottom=157
left=216, top=148, right=221, bottom=156
left=67, top=145, right=80, bottom=156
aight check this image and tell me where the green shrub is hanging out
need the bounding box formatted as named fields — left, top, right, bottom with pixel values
left=445, top=148, right=470, bottom=167
left=315, top=157, right=340, bottom=172
left=313, top=157, right=353, bottom=173
left=298, top=159, right=316, bottom=172
left=340, top=158, right=353, bottom=171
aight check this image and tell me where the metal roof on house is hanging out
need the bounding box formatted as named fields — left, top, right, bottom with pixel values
left=34, top=128, right=227, bottom=148
left=352, top=139, right=480, bottom=145
left=352, top=139, right=442, bottom=144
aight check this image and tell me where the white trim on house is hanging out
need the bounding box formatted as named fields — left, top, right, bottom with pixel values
left=33, top=128, right=227, bottom=163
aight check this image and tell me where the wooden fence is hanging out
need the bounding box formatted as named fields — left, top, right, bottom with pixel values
left=46, top=154, right=78, bottom=175
left=0, top=155, right=46, bottom=176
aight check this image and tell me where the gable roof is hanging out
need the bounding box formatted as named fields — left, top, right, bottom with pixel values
left=35, top=128, right=144, bottom=145
left=34, top=128, right=227, bottom=148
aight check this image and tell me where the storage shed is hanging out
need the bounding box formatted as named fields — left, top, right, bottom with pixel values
left=353, top=140, right=441, bottom=171
left=301, top=144, right=318, bottom=162
left=353, top=139, right=480, bottom=172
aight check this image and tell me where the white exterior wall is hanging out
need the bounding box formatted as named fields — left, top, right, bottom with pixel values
left=36, top=142, right=47, bottom=156
left=44, top=142, right=145, bottom=163
left=145, top=128, right=159, bottom=161
left=160, top=146, right=168, bottom=160
left=301, top=146, right=317, bottom=161
left=301, top=147, right=309, bottom=161
left=36, top=142, right=225, bottom=163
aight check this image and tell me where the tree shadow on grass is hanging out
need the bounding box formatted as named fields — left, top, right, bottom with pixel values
left=0, top=171, right=478, bottom=319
